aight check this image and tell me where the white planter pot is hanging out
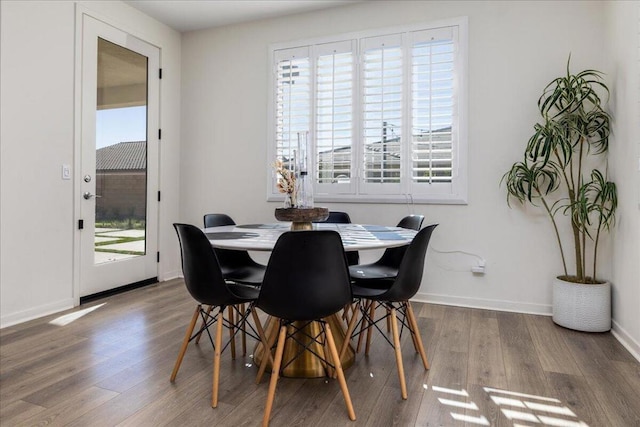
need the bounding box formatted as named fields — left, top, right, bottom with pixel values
left=552, top=277, right=611, bottom=332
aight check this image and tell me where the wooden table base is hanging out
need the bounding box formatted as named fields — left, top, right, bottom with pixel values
left=253, top=314, right=355, bottom=378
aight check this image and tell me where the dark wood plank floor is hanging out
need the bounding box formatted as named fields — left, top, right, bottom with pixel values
left=1, top=279, right=639, bottom=426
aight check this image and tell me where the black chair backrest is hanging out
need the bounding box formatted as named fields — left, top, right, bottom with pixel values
left=313, top=211, right=351, bottom=224
left=314, top=211, right=359, bottom=265
left=173, top=223, right=236, bottom=306
left=379, top=224, right=437, bottom=302
left=326, top=211, right=351, bottom=223
left=375, top=215, right=425, bottom=267
left=203, top=213, right=258, bottom=271
left=204, top=213, right=235, bottom=228
left=258, top=231, right=352, bottom=321
left=397, top=214, right=424, bottom=231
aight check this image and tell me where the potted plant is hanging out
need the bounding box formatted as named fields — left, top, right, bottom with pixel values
left=502, top=59, right=617, bottom=332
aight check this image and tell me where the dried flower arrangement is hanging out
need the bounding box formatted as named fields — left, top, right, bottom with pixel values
left=273, top=159, right=297, bottom=207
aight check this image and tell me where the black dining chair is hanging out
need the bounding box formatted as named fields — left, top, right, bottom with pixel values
left=200, top=214, right=266, bottom=355
left=203, top=213, right=266, bottom=286
left=343, top=215, right=424, bottom=326
left=255, top=230, right=356, bottom=425
left=342, top=223, right=437, bottom=400
left=171, top=223, right=262, bottom=408
left=348, top=214, right=424, bottom=286
left=314, top=211, right=359, bottom=266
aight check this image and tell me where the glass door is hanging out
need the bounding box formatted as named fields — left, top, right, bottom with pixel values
left=79, top=15, right=159, bottom=297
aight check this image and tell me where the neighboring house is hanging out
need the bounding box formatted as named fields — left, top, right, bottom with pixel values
left=95, top=141, right=147, bottom=221
left=317, top=126, right=452, bottom=183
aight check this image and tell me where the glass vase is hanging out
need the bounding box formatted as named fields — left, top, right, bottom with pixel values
left=283, top=193, right=293, bottom=209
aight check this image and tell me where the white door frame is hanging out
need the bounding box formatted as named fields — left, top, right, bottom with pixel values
left=73, top=6, right=161, bottom=303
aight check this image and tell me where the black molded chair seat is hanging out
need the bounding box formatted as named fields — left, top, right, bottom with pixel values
left=220, top=265, right=265, bottom=286
left=204, top=213, right=266, bottom=285
left=226, top=283, right=262, bottom=300
left=255, top=230, right=356, bottom=425
left=172, top=223, right=261, bottom=408
left=350, top=282, right=391, bottom=299
left=343, top=224, right=437, bottom=401
left=349, top=265, right=399, bottom=281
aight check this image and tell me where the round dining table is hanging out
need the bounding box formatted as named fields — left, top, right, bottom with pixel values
left=204, top=222, right=418, bottom=252
left=204, top=222, right=418, bottom=378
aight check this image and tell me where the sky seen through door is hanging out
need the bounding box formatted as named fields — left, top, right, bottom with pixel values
left=96, top=106, right=146, bottom=148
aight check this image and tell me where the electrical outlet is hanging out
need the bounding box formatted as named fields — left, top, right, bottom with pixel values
left=471, top=260, right=486, bottom=275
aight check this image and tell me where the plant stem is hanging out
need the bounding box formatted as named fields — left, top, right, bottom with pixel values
left=577, top=137, right=586, bottom=280
left=540, top=195, right=568, bottom=276
left=555, top=147, right=583, bottom=279
left=593, top=218, right=602, bottom=282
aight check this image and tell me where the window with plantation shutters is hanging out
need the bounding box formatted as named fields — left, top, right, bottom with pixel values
left=268, top=18, right=468, bottom=204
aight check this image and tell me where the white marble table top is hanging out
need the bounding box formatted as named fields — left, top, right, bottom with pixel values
left=204, top=223, right=417, bottom=252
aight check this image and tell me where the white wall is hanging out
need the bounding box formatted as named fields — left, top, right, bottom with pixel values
left=605, top=0, right=640, bottom=359
left=0, top=1, right=182, bottom=327
left=1, top=1, right=76, bottom=324
left=180, top=0, right=609, bottom=314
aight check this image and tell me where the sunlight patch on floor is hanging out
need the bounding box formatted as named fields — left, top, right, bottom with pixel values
left=423, top=384, right=590, bottom=427
left=49, top=303, right=106, bottom=326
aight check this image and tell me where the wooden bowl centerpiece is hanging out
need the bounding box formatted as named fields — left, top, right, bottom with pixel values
left=274, top=207, right=329, bottom=230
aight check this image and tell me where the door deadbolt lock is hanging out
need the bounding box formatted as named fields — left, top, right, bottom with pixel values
left=83, top=175, right=92, bottom=183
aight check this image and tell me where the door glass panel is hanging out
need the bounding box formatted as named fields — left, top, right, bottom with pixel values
left=94, top=38, right=148, bottom=264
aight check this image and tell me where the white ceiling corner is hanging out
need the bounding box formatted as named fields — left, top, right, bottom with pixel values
left=124, top=0, right=363, bottom=33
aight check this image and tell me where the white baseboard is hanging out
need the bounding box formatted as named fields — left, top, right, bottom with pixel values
left=611, top=320, right=640, bottom=363
left=0, top=298, right=74, bottom=329
left=413, top=292, right=552, bottom=316
left=159, top=269, right=182, bottom=282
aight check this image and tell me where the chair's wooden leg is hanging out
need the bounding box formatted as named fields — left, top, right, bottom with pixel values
left=228, top=306, right=236, bottom=360
left=252, top=311, right=274, bottom=368
left=256, top=317, right=279, bottom=384
left=406, top=301, right=429, bottom=370
left=195, top=305, right=213, bottom=345
left=262, top=324, right=287, bottom=427
left=339, top=303, right=360, bottom=360
left=356, top=300, right=370, bottom=353
left=212, top=306, right=225, bottom=408
left=390, top=307, right=407, bottom=400
left=341, top=303, right=350, bottom=322
left=386, top=307, right=391, bottom=333
left=321, top=321, right=334, bottom=378
left=365, top=302, right=376, bottom=355
left=170, top=305, right=200, bottom=382
left=325, top=323, right=356, bottom=421
left=403, top=304, right=419, bottom=354
left=343, top=302, right=357, bottom=325
left=240, top=303, right=247, bottom=356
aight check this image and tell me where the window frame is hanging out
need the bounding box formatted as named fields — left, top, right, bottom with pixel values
left=266, top=17, right=468, bottom=205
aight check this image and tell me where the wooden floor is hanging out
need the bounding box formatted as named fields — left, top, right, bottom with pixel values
left=1, top=279, right=639, bottom=427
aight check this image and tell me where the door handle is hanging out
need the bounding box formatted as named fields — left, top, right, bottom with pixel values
left=83, top=192, right=102, bottom=200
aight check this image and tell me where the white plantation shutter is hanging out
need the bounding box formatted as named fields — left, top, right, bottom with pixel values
left=315, top=41, right=355, bottom=194
left=361, top=34, right=403, bottom=194
left=268, top=19, right=467, bottom=203
left=275, top=47, right=311, bottom=174
left=410, top=27, right=457, bottom=195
